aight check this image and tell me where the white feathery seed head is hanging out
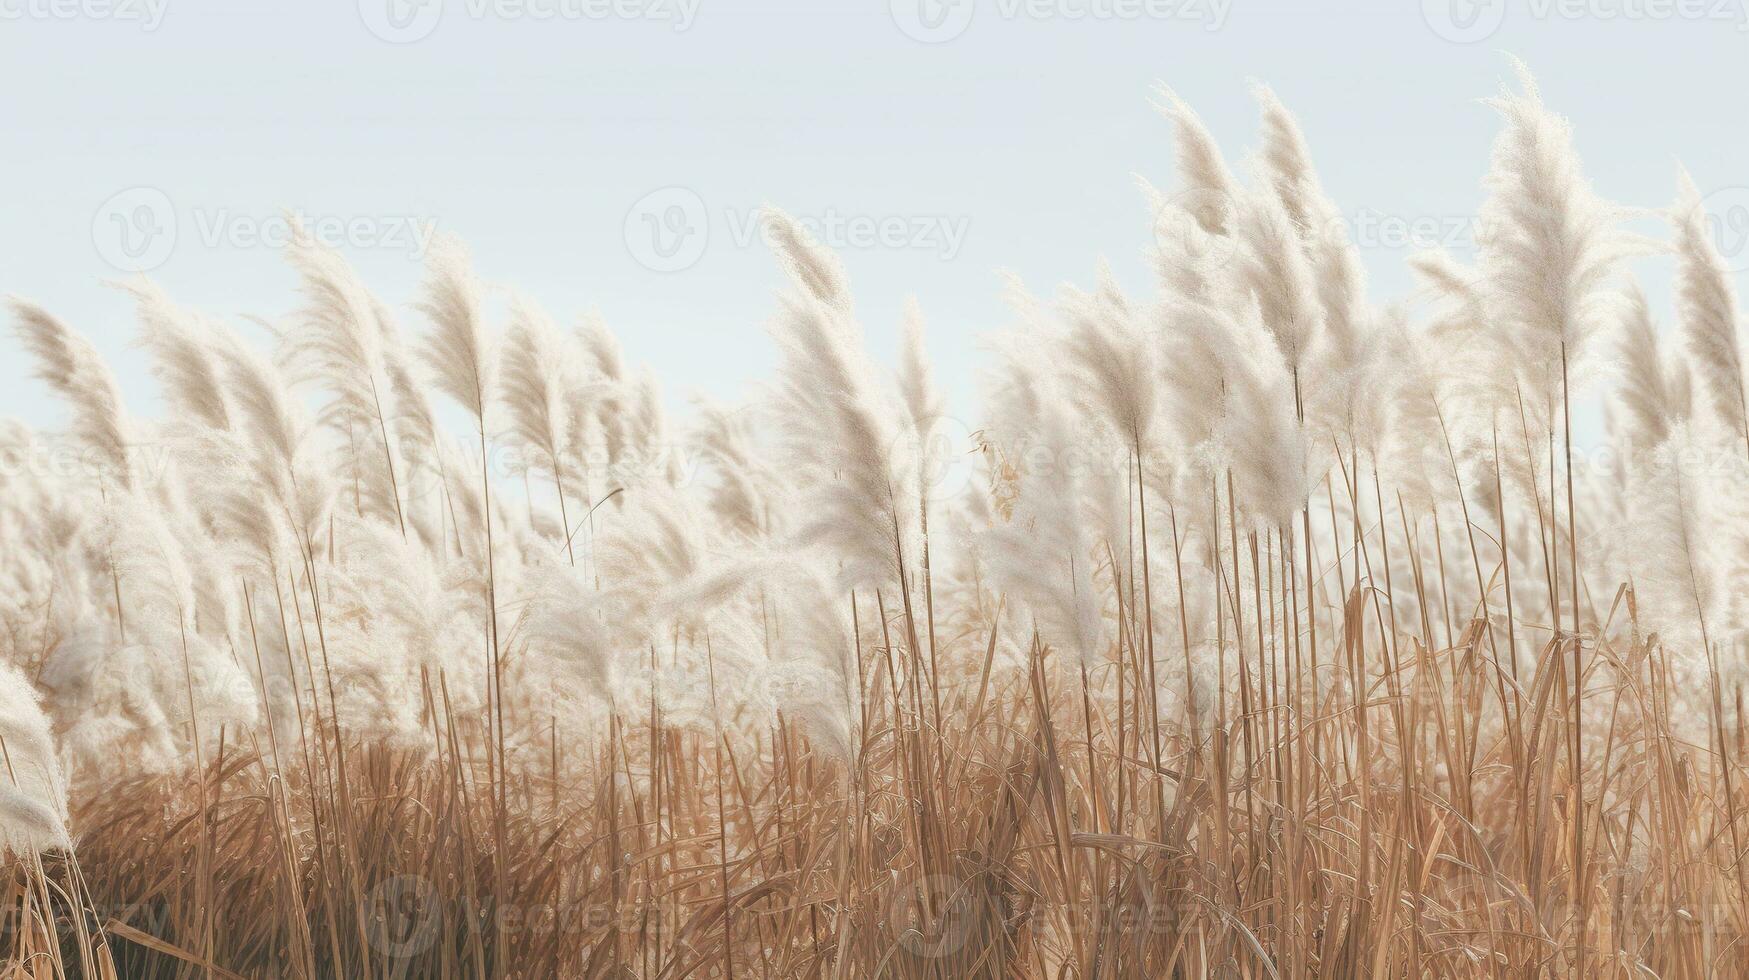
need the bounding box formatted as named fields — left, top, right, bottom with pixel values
left=0, top=663, right=71, bottom=858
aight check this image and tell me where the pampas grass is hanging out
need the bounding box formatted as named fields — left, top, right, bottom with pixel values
left=0, top=663, right=68, bottom=859
left=5, top=65, right=1749, bottom=979
left=1674, top=167, right=1749, bottom=452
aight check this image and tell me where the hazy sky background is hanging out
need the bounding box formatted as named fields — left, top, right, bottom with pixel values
left=2, top=0, right=1746, bottom=452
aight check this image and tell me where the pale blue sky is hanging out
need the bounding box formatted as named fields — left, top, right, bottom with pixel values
left=2, top=0, right=1746, bottom=448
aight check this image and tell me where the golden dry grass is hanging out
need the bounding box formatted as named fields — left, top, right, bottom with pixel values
left=3, top=67, right=1744, bottom=980
left=6, top=578, right=1746, bottom=978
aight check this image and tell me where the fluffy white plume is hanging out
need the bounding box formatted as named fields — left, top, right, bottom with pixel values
left=418, top=236, right=495, bottom=422
left=1625, top=424, right=1749, bottom=683
left=982, top=354, right=1106, bottom=666
left=9, top=300, right=136, bottom=493
left=1152, top=86, right=1241, bottom=236
left=0, top=662, right=70, bottom=857
left=1614, top=284, right=1688, bottom=458
left=1236, top=191, right=1324, bottom=388
left=765, top=209, right=918, bottom=592
left=1252, top=82, right=1337, bottom=239
left=1476, top=64, right=1627, bottom=410
left=1672, top=168, right=1748, bottom=449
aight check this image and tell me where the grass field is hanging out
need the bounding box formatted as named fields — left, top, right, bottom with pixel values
left=4, top=66, right=1749, bottom=977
